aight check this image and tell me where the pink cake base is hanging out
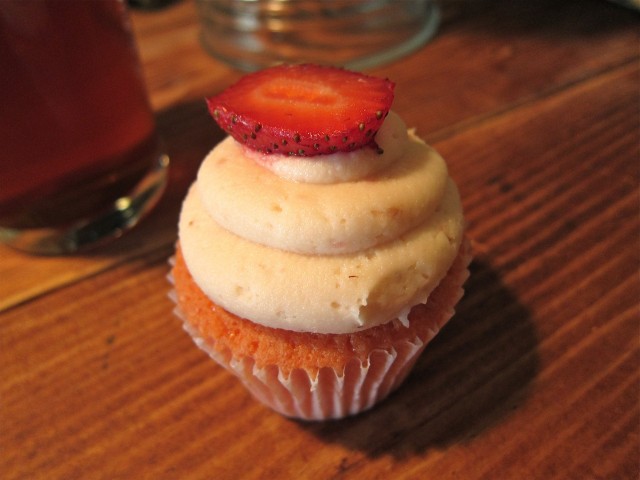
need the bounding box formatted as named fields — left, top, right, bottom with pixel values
left=168, top=238, right=471, bottom=420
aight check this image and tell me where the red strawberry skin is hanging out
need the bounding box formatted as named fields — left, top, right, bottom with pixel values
left=206, top=64, right=395, bottom=156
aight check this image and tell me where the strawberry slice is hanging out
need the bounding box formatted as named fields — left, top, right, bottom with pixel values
left=206, top=64, right=395, bottom=156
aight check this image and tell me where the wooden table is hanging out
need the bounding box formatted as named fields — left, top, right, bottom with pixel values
left=2, top=0, right=638, bottom=478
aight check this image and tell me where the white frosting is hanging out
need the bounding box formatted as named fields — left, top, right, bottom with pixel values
left=195, top=113, right=449, bottom=255
left=248, top=111, right=407, bottom=184
left=179, top=180, right=462, bottom=334
left=178, top=112, right=464, bottom=334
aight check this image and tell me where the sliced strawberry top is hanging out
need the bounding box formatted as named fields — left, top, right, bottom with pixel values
left=206, top=64, right=395, bottom=156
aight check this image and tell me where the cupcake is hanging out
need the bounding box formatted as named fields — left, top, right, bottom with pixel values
left=170, top=64, right=470, bottom=420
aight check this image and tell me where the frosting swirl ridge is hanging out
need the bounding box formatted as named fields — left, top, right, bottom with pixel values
left=196, top=112, right=449, bottom=255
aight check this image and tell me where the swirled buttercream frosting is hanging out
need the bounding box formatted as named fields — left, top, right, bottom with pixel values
left=178, top=111, right=464, bottom=334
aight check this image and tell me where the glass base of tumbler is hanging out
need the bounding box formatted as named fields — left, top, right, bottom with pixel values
left=345, top=2, right=441, bottom=72
left=198, top=0, right=441, bottom=72
left=0, top=154, right=169, bottom=255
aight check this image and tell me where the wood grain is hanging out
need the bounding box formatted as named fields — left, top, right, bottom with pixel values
left=1, top=0, right=638, bottom=478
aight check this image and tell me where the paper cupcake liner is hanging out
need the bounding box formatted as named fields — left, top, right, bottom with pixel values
left=177, top=313, right=431, bottom=420
left=167, top=238, right=471, bottom=421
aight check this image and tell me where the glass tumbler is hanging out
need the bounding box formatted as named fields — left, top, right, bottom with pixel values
left=0, top=0, right=169, bottom=254
left=195, top=0, right=440, bottom=71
